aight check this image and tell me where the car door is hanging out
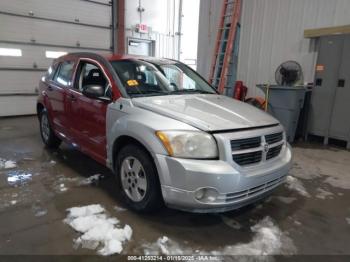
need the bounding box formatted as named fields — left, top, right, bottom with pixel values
left=66, top=59, right=112, bottom=165
left=46, top=60, right=75, bottom=136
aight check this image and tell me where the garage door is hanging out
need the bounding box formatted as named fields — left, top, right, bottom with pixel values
left=0, top=0, right=113, bottom=116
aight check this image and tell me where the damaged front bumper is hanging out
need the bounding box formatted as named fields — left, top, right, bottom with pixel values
left=154, top=144, right=292, bottom=213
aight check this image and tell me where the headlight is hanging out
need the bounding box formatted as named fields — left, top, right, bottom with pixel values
left=155, top=130, right=218, bottom=159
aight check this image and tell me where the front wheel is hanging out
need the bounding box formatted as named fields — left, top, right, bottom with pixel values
left=116, top=144, right=163, bottom=212
left=39, top=109, right=61, bottom=149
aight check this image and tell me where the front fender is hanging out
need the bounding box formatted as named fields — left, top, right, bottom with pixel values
left=106, top=98, right=198, bottom=170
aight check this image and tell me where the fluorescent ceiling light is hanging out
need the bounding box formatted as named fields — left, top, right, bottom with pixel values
left=46, top=51, right=67, bottom=59
left=0, top=48, right=22, bottom=57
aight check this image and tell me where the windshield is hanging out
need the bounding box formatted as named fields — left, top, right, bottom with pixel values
left=110, top=59, right=217, bottom=97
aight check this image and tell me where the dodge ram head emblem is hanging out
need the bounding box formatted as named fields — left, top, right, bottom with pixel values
left=263, top=143, right=269, bottom=153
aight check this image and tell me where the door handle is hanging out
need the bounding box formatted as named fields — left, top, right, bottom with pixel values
left=68, top=94, right=77, bottom=101
left=47, top=85, right=53, bottom=91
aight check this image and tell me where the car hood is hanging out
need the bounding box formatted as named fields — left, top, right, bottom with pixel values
left=132, top=94, right=279, bottom=131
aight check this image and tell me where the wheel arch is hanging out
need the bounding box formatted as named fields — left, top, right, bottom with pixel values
left=112, top=135, right=165, bottom=211
left=112, top=135, right=155, bottom=173
left=36, top=103, right=44, bottom=119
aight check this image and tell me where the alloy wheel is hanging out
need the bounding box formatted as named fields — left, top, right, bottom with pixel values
left=41, top=113, right=50, bottom=142
left=120, top=156, right=148, bottom=202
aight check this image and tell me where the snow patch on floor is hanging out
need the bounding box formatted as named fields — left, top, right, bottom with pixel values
left=143, top=217, right=296, bottom=256
left=78, top=174, right=103, bottom=186
left=294, top=220, right=302, bottom=226
left=214, top=217, right=296, bottom=256
left=274, top=196, right=297, bottom=204
left=34, top=209, right=48, bottom=217
left=285, top=176, right=310, bottom=197
left=143, top=236, right=194, bottom=255
left=52, top=177, right=73, bottom=193
left=0, top=158, right=17, bottom=170
left=59, top=183, right=68, bottom=192
left=291, top=147, right=350, bottom=189
left=32, top=202, right=48, bottom=217
left=114, top=205, right=127, bottom=212
left=64, top=204, right=132, bottom=256
left=324, top=176, right=350, bottom=190
left=315, top=188, right=334, bottom=200
left=7, top=172, right=32, bottom=186
left=346, top=218, right=350, bottom=225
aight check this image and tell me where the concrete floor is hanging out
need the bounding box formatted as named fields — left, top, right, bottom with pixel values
left=0, top=116, right=350, bottom=256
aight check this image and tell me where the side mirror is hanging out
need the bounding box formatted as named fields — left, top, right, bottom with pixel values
left=82, top=85, right=111, bottom=102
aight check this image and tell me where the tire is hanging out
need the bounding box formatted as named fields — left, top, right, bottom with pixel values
left=39, top=109, right=61, bottom=149
left=116, top=144, right=163, bottom=212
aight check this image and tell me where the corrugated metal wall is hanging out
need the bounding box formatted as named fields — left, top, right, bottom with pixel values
left=125, top=0, right=180, bottom=58
left=197, top=0, right=224, bottom=79
left=197, top=0, right=350, bottom=97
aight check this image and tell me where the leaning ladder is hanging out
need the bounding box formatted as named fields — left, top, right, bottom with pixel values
left=209, top=0, right=241, bottom=94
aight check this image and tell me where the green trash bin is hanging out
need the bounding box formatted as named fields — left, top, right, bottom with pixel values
left=257, top=85, right=308, bottom=143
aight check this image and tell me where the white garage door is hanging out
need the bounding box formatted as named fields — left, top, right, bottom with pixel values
left=0, top=0, right=113, bottom=116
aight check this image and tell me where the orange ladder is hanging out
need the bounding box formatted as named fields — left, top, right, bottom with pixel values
left=209, top=0, right=241, bottom=94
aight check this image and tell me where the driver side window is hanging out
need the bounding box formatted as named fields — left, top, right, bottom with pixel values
left=75, top=61, right=112, bottom=97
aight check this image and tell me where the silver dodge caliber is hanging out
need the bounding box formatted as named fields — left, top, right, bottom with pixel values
left=37, top=53, right=292, bottom=213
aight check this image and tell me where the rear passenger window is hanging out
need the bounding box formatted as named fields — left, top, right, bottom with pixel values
left=54, top=61, right=74, bottom=87
left=45, top=62, right=59, bottom=81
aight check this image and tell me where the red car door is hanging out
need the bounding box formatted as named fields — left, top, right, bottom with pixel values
left=66, top=59, right=111, bottom=165
left=46, top=60, right=75, bottom=136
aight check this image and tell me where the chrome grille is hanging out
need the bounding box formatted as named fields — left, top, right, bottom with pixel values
left=230, top=131, right=284, bottom=166
left=232, top=151, right=262, bottom=166
left=266, top=144, right=283, bottom=160
left=265, top=132, right=283, bottom=144
left=231, top=137, right=261, bottom=150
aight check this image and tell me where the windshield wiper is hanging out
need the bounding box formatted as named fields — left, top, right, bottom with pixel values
left=127, top=90, right=169, bottom=97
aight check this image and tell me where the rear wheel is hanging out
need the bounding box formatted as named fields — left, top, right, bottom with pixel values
left=39, top=109, right=61, bottom=149
left=116, top=144, right=163, bottom=212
